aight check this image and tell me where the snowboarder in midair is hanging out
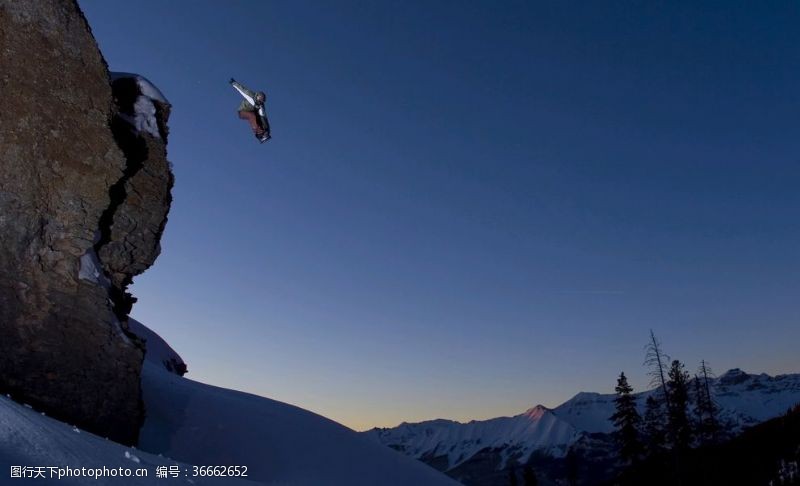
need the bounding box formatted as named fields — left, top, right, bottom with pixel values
left=230, top=78, right=271, bottom=143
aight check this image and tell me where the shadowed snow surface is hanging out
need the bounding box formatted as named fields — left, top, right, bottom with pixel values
left=139, top=362, right=457, bottom=485
left=0, top=393, right=258, bottom=486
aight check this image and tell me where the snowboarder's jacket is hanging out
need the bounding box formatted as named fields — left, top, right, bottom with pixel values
left=231, top=80, right=265, bottom=114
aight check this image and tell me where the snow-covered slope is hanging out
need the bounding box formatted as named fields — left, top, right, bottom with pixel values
left=129, top=317, right=186, bottom=376
left=550, top=392, right=617, bottom=434
left=367, top=369, right=800, bottom=473
left=0, top=394, right=259, bottom=486
left=1, top=320, right=456, bottom=485
left=139, top=362, right=458, bottom=486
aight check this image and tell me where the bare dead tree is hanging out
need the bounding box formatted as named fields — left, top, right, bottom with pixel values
left=696, top=360, right=720, bottom=443
left=644, top=329, right=672, bottom=410
left=698, top=360, right=715, bottom=410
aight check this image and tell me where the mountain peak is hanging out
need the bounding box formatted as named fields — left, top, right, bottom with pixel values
left=718, top=368, right=751, bottom=385
left=522, top=404, right=550, bottom=420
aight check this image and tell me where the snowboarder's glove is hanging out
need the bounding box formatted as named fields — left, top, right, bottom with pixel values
left=229, top=77, right=236, bottom=84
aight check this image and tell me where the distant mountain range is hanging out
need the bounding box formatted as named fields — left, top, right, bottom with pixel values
left=364, top=369, right=800, bottom=485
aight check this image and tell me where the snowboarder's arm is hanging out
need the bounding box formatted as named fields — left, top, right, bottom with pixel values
left=230, top=80, right=257, bottom=107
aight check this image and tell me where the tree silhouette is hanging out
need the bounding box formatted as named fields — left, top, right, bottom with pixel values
left=643, top=394, right=666, bottom=458
left=508, top=466, right=518, bottom=486
left=565, top=448, right=580, bottom=486
left=667, top=360, right=692, bottom=451
left=694, top=360, right=720, bottom=444
left=611, top=372, right=642, bottom=464
left=644, top=330, right=672, bottom=410
left=522, top=464, right=539, bottom=486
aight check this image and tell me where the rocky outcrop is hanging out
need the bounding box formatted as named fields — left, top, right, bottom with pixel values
left=98, top=73, right=174, bottom=321
left=0, top=0, right=173, bottom=445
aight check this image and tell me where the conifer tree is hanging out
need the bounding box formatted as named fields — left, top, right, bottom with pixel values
left=565, top=448, right=579, bottom=486
left=694, top=361, right=720, bottom=444
left=611, top=372, right=642, bottom=464
left=667, top=359, right=692, bottom=451
left=693, top=376, right=706, bottom=442
left=522, top=465, right=539, bottom=486
left=508, top=466, right=518, bottom=486
left=643, top=394, right=666, bottom=457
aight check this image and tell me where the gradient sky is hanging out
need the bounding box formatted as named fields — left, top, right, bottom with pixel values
left=79, top=1, right=800, bottom=431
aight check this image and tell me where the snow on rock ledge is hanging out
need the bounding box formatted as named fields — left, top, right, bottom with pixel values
left=110, top=72, right=169, bottom=138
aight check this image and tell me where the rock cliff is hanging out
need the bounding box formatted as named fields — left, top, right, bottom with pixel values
left=0, top=0, right=173, bottom=445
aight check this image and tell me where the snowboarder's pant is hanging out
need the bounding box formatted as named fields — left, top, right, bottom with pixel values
left=238, top=110, right=266, bottom=137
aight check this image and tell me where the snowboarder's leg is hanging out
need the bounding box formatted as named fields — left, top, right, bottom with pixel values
left=260, top=114, right=271, bottom=140
left=238, top=110, right=265, bottom=137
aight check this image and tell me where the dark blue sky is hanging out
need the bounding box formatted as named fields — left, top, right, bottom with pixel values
left=81, top=1, right=800, bottom=429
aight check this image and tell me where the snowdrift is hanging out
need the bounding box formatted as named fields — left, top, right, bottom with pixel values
left=0, top=393, right=258, bottom=486
left=139, top=361, right=457, bottom=485
left=1, top=320, right=455, bottom=485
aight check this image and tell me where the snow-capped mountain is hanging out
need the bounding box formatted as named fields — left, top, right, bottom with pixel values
left=371, top=405, right=578, bottom=472
left=365, top=369, right=800, bottom=478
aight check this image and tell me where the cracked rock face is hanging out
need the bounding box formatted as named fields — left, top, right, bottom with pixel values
left=98, top=75, right=174, bottom=321
left=0, top=0, right=174, bottom=444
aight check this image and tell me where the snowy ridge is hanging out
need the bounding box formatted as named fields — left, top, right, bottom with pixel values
left=128, top=318, right=186, bottom=376
left=551, top=391, right=617, bottom=434
left=129, top=318, right=456, bottom=485
left=1, top=319, right=457, bottom=485
left=712, top=369, right=800, bottom=427
left=110, top=72, right=168, bottom=103
left=366, top=369, right=800, bottom=472
left=367, top=405, right=577, bottom=470
left=553, top=369, right=800, bottom=434
left=139, top=362, right=457, bottom=485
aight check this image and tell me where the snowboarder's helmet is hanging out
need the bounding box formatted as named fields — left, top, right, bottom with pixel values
left=255, top=92, right=266, bottom=104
